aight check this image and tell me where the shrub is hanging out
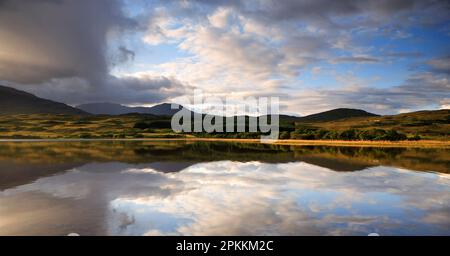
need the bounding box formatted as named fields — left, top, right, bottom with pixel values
left=323, top=131, right=339, bottom=140
left=279, top=131, right=290, bottom=139
left=408, top=134, right=421, bottom=141
left=385, top=129, right=407, bottom=141
left=133, top=121, right=148, bottom=129
left=134, top=120, right=172, bottom=129
left=358, top=129, right=387, bottom=140
left=289, top=127, right=408, bottom=141
left=79, top=133, right=93, bottom=139
left=314, top=129, right=328, bottom=139
left=339, top=129, right=358, bottom=140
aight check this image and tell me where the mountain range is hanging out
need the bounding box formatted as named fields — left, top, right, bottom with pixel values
left=0, top=84, right=399, bottom=122
left=76, top=102, right=183, bottom=116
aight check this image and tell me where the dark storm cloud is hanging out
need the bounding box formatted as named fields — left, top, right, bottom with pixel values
left=0, top=0, right=133, bottom=83
left=9, top=75, right=193, bottom=105
left=0, top=0, right=188, bottom=104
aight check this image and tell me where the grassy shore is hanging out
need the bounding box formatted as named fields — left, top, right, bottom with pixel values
left=172, top=138, right=450, bottom=148
left=1, top=137, right=449, bottom=148
left=270, top=139, right=450, bottom=148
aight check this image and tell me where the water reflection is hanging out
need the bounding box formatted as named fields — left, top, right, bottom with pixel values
left=0, top=141, right=449, bottom=235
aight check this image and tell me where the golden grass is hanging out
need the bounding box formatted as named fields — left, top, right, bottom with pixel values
left=1, top=137, right=448, bottom=148
left=148, top=137, right=450, bottom=148
left=269, top=139, right=450, bottom=148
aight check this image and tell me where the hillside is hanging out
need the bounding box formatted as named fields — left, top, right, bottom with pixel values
left=297, top=108, right=378, bottom=122
left=77, top=102, right=183, bottom=116
left=297, top=109, right=450, bottom=140
left=0, top=85, right=87, bottom=115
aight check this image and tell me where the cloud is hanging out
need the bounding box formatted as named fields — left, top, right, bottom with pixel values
left=290, top=72, right=450, bottom=115
left=383, top=51, right=423, bottom=58
left=427, top=56, right=450, bottom=74
left=8, top=74, right=193, bottom=105
left=116, top=46, right=136, bottom=63
left=188, top=0, right=449, bottom=28
left=208, top=6, right=234, bottom=28
left=0, top=0, right=131, bottom=83
left=331, top=56, right=380, bottom=64
left=142, top=7, right=186, bottom=45
left=0, top=0, right=449, bottom=110
left=0, top=0, right=190, bottom=105
left=138, top=4, right=331, bottom=100
left=132, top=0, right=450, bottom=114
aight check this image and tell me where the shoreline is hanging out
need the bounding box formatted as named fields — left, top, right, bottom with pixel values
left=0, top=137, right=449, bottom=148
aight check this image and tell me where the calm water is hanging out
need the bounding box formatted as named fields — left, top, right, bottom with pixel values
left=0, top=141, right=449, bottom=236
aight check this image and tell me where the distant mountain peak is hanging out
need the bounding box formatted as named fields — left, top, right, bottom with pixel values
left=0, top=85, right=88, bottom=115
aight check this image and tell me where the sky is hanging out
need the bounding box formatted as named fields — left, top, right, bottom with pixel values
left=0, top=0, right=449, bottom=115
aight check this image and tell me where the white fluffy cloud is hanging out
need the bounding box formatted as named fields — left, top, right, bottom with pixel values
left=133, top=0, right=450, bottom=114
left=136, top=5, right=333, bottom=110
left=287, top=72, right=450, bottom=115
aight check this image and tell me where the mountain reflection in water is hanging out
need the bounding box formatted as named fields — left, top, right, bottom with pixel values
left=0, top=141, right=449, bottom=235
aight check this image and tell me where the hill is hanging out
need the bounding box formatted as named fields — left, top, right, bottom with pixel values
left=77, top=102, right=183, bottom=116
left=0, top=85, right=87, bottom=115
left=297, top=108, right=379, bottom=122
left=295, top=109, right=450, bottom=140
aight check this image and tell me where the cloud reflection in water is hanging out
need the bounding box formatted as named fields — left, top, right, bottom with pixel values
left=108, top=161, right=450, bottom=235
left=1, top=161, right=449, bottom=235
